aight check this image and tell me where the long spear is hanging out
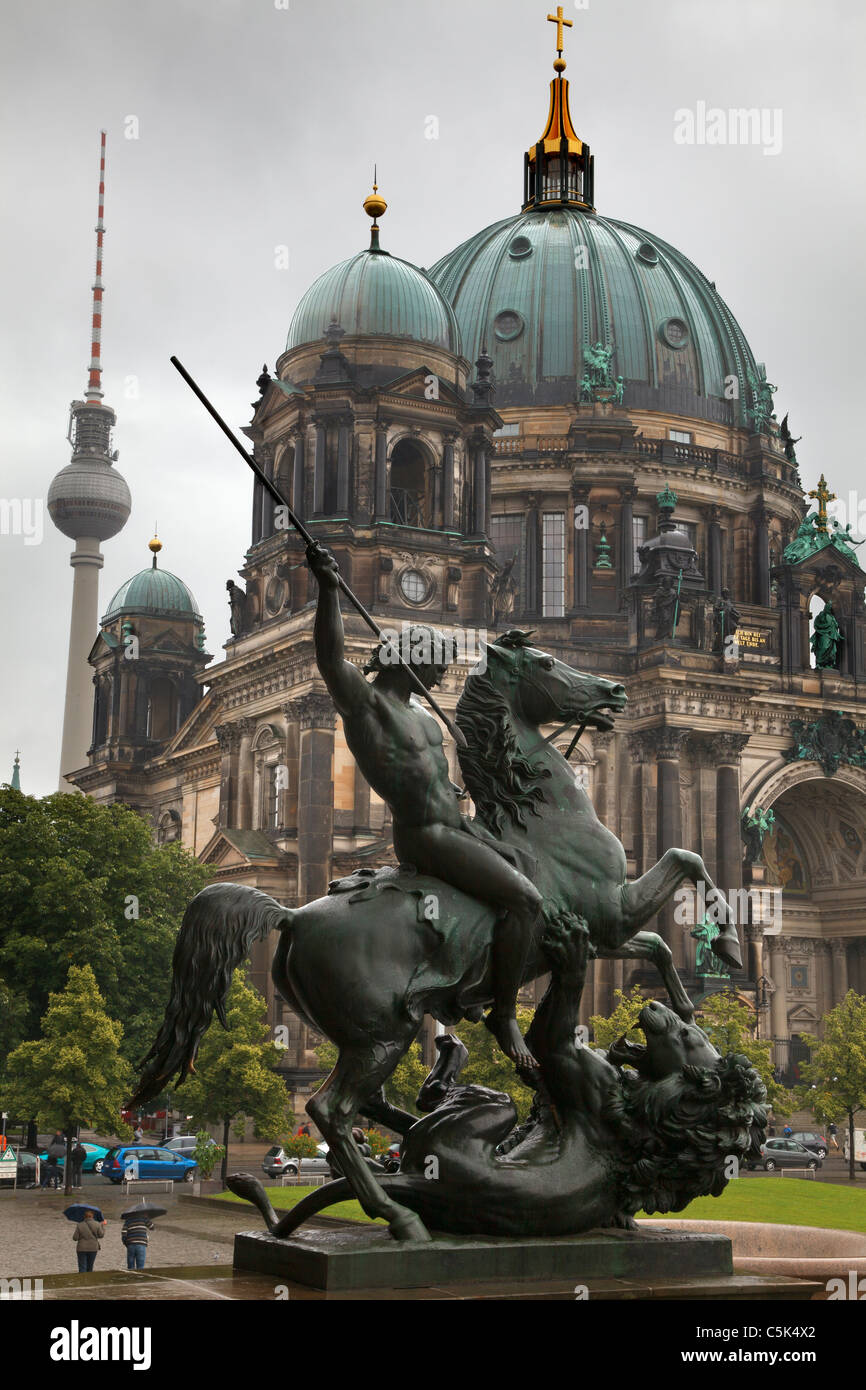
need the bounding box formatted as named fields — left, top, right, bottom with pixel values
left=670, top=566, right=683, bottom=639
left=170, top=356, right=467, bottom=748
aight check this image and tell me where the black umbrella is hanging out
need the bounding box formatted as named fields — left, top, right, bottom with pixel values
left=63, top=1204, right=105, bottom=1223
left=120, top=1200, right=167, bottom=1220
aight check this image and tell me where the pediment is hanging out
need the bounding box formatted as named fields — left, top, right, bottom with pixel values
left=199, top=827, right=287, bottom=868
left=380, top=366, right=464, bottom=406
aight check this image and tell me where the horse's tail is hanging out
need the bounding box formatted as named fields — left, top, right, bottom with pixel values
left=268, top=1175, right=408, bottom=1239
left=129, top=883, right=293, bottom=1107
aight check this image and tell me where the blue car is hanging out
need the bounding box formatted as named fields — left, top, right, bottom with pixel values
left=101, top=1145, right=198, bottom=1184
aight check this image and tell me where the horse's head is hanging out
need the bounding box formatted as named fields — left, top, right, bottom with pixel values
left=482, top=630, right=627, bottom=731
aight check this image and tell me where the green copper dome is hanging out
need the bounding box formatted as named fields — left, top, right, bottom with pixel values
left=428, top=207, right=760, bottom=421
left=286, top=247, right=461, bottom=354
left=104, top=564, right=202, bottom=622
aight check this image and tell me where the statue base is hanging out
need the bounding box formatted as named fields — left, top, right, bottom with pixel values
left=234, top=1224, right=738, bottom=1293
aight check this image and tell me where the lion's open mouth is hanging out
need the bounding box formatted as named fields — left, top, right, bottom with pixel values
left=607, top=1034, right=647, bottom=1069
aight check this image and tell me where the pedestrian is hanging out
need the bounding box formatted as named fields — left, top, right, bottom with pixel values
left=70, top=1141, right=87, bottom=1188
left=133, top=1123, right=144, bottom=1143
left=121, top=1213, right=154, bottom=1271
left=42, top=1131, right=66, bottom=1189
left=783, top=1124, right=793, bottom=1138
left=297, top=1122, right=311, bottom=1137
left=72, top=1209, right=106, bottom=1273
left=828, top=1122, right=839, bottom=1150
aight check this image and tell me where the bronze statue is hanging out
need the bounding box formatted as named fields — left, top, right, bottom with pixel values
left=131, top=622, right=744, bottom=1242
left=649, top=575, right=677, bottom=637
left=226, top=917, right=765, bottom=1238
left=712, top=588, right=741, bottom=652
left=811, top=601, right=843, bottom=669
left=226, top=580, right=246, bottom=638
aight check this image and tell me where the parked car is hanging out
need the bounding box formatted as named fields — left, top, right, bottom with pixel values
left=262, top=1143, right=331, bottom=1179
left=39, top=1142, right=108, bottom=1173
left=748, top=1139, right=822, bottom=1172
left=101, top=1145, right=198, bottom=1183
left=789, top=1131, right=828, bottom=1158
left=842, top=1128, right=866, bottom=1171
left=383, top=1142, right=401, bottom=1174
left=160, top=1135, right=218, bottom=1156
left=0, top=1150, right=39, bottom=1187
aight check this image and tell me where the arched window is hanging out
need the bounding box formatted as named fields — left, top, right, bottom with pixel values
left=146, top=678, right=178, bottom=742
left=389, top=439, right=428, bottom=528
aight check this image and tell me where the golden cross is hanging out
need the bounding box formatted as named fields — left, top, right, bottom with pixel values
left=547, top=5, right=573, bottom=54
left=808, top=473, right=836, bottom=534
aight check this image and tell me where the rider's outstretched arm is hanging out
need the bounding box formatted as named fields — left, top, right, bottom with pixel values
left=308, top=543, right=373, bottom=718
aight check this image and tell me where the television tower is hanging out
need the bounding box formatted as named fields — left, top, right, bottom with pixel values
left=48, top=132, right=131, bottom=791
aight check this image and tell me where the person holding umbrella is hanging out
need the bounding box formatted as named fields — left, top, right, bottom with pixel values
left=66, top=1205, right=106, bottom=1273
left=120, top=1200, right=165, bottom=1271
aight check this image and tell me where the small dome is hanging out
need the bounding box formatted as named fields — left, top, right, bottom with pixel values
left=104, top=565, right=202, bottom=622
left=286, top=248, right=461, bottom=354
left=47, top=459, right=131, bottom=541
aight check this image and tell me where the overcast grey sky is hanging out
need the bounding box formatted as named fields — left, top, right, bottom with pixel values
left=2, top=0, right=865, bottom=797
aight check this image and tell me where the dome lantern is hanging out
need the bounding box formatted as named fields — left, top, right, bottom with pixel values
left=523, top=8, right=595, bottom=212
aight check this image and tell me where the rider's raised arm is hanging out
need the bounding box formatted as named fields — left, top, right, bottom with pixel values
left=308, top=544, right=373, bottom=718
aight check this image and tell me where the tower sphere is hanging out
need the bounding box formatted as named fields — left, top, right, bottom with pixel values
left=47, top=457, right=132, bottom=541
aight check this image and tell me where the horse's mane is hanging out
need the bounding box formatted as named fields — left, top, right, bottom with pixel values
left=614, top=1053, right=768, bottom=1217
left=455, top=658, right=550, bottom=835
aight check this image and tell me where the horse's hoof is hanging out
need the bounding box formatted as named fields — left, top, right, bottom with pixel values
left=388, top=1210, right=432, bottom=1243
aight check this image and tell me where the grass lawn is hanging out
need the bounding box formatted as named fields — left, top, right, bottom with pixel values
left=639, top=1177, right=866, bottom=1234
left=214, top=1176, right=865, bottom=1233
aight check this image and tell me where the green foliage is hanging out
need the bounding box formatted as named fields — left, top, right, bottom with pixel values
left=178, top=971, right=292, bottom=1148
left=0, top=974, right=27, bottom=1081
left=283, top=1132, right=319, bottom=1159
left=192, top=1131, right=224, bottom=1179
left=0, top=788, right=212, bottom=1070
left=794, top=993, right=866, bottom=1175
left=4, top=965, right=133, bottom=1142
left=696, top=990, right=792, bottom=1112
left=590, top=985, right=647, bottom=1049
left=366, top=1130, right=390, bottom=1157
left=456, top=1007, right=536, bottom=1122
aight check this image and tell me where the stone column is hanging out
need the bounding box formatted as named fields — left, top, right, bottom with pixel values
left=745, top=923, right=764, bottom=992
left=687, top=736, right=719, bottom=880
left=215, top=722, right=242, bottom=829
left=236, top=717, right=257, bottom=831
left=472, top=438, right=487, bottom=536
left=711, top=733, right=750, bottom=964
left=251, top=478, right=264, bottom=545
left=374, top=422, right=389, bottom=521
left=769, top=937, right=789, bottom=1045
left=708, top=506, right=722, bottom=595
left=525, top=496, right=541, bottom=616
left=649, top=727, right=688, bottom=966
left=291, top=430, right=305, bottom=516
left=442, top=436, right=456, bottom=530
left=336, top=418, right=351, bottom=515
left=619, top=485, right=637, bottom=598
left=753, top=507, right=771, bottom=607
left=829, top=937, right=849, bottom=1005
left=313, top=420, right=327, bottom=516
left=572, top=485, right=589, bottom=610
left=592, top=730, right=613, bottom=825
left=293, top=693, right=336, bottom=905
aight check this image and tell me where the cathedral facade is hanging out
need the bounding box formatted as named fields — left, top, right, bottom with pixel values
left=68, top=39, right=866, bottom=1105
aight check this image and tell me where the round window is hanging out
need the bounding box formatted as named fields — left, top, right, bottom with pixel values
left=400, top=569, right=429, bottom=604
left=265, top=576, right=288, bottom=614
left=660, top=317, right=689, bottom=349
left=508, top=236, right=533, bottom=259
left=636, top=242, right=659, bottom=265
left=493, top=310, right=525, bottom=341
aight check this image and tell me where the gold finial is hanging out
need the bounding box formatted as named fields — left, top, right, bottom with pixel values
left=363, top=164, right=387, bottom=224
left=808, top=474, right=837, bottom=535
left=148, top=528, right=162, bottom=566
left=547, top=5, right=573, bottom=66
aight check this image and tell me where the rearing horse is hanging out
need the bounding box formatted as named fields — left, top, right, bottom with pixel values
left=130, top=633, right=741, bottom=1243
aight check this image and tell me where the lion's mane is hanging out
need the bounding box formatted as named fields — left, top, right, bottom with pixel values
left=615, top=1053, right=768, bottom=1218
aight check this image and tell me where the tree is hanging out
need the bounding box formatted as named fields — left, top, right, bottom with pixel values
left=590, top=985, right=648, bottom=1050
left=0, top=788, right=212, bottom=1071
left=176, top=971, right=292, bottom=1185
left=191, top=1131, right=224, bottom=1180
left=455, top=1008, right=536, bottom=1122
left=4, top=965, right=133, bottom=1194
left=695, top=990, right=793, bottom=1112
left=795, top=992, right=866, bottom=1181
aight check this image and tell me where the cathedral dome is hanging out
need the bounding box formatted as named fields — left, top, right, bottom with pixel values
left=286, top=245, right=461, bottom=355
left=428, top=207, right=759, bottom=419
left=104, top=552, right=202, bottom=622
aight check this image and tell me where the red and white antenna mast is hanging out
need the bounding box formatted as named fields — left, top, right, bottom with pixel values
left=84, top=130, right=107, bottom=404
